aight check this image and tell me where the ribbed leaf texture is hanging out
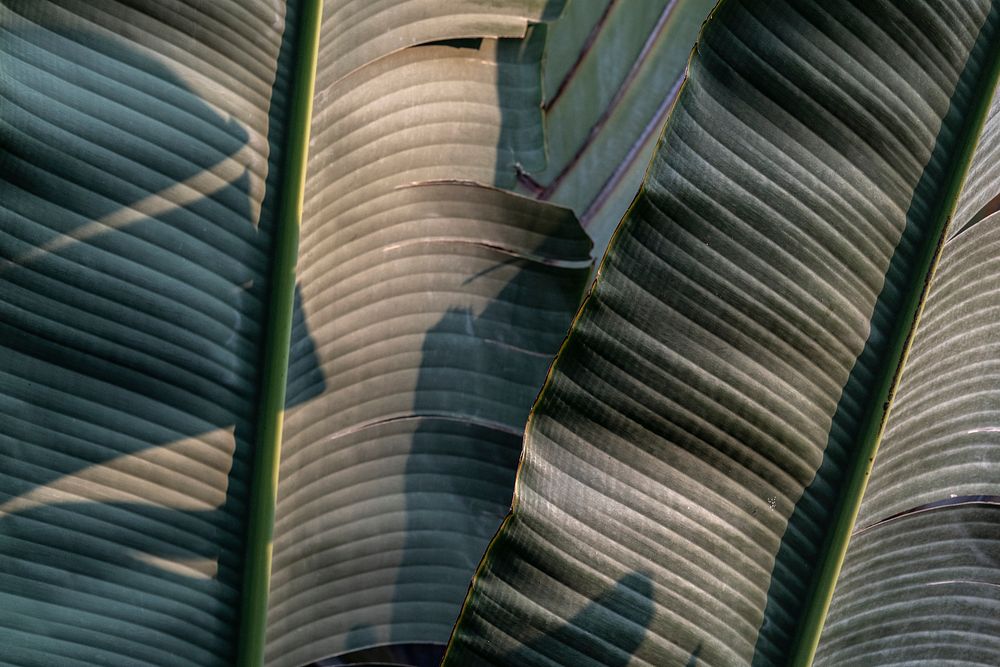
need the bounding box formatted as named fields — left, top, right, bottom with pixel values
left=816, top=80, right=1000, bottom=665
left=517, top=0, right=717, bottom=256
left=445, top=1, right=1000, bottom=664
left=264, top=2, right=597, bottom=665
left=0, top=1, right=298, bottom=664
left=9, top=1, right=1000, bottom=665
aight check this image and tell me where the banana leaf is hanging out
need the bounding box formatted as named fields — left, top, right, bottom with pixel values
left=1, top=2, right=301, bottom=664
left=7, top=0, right=1000, bottom=666
left=1, top=1, right=594, bottom=665
left=444, top=1, right=1000, bottom=665
left=814, top=86, right=1000, bottom=662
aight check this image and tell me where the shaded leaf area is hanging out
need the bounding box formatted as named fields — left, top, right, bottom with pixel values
left=502, top=571, right=654, bottom=667
left=267, top=6, right=591, bottom=665
left=0, top=2, right=320, bottom=664
left=315, top=642, right=445, bottom=667
left=445, top=1, right=1000, bottom=665
left=518, top=0, right=716, bottom=256
left=817, top=213, right=1000, bottom=663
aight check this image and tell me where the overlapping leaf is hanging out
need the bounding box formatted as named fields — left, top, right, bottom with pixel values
left=264, top=4, right=592, bottom=665
left=9, top=1, right=1000, bottom=666
left=518, top=0, right=716, bottom=256
left=444, top=1, right=1000, bottom=664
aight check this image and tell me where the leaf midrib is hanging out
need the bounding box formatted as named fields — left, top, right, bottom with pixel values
left=235, top=1, right=324, bottom=666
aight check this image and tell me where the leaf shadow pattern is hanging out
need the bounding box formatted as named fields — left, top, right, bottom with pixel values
left=380, top=8, right=589, bottom=666
left=0, top=13, right=323, bottom=666
left=504, top=571, right=655, bottom=667
left=320, top=235, right=589, bottom=667
left=306, top=4, right=592, bottom=665
left=686, top=643, right=702, bottom=667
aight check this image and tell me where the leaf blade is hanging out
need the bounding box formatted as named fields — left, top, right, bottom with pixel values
left=263, top=9, right=593, bottom=665
left=816, top=211, right=1000, bottom=664
left=445, top=2, right=1000, bottom=664
left=1, top=1, right=303, bottom=664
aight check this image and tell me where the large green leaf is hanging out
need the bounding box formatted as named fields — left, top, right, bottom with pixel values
left=262, top=4, right=597, bottom=665
left=814, top=87, right=1000, bottom=663
left=1, top=1, right=302, bottom=664
left=11, top=1, right=1000, bottom=666
left=1, top=1, right=595, bottom=665
left=261, top=2, right=718, bottom=663
left=445, top=1, right=1000, bottom=665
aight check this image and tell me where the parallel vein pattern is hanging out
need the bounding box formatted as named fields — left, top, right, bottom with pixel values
left=952, top=81, right=1000, bottom=235
left=445, top=1, right=1000, bottom=665
left=265, top=6, right=591, bottom=665
left=323, top=0, right=562, bottom=84
left=0, top=1, right=297, bottom=664
left=818, top=198, right=1000, bottom=661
